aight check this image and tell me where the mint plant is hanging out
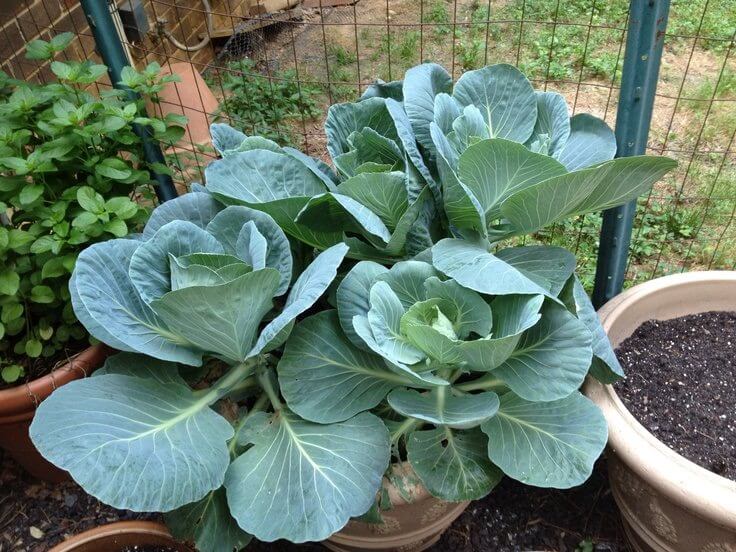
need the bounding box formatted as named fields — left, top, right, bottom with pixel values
left=0, top=34, right=184, bottom=383
left=31, top=62, right=675, bottom=552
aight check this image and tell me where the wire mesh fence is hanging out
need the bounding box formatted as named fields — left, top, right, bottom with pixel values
left=1, top=0, right=734, bottom=291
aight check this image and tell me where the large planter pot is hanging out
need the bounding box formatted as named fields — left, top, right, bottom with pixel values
left=48, top=521, right=191, bottom=552
left=324, top=463, right=469, bottom=552
left=0, top=343, right=111, bottom=482
left=584, top=271, right=736, bottom=552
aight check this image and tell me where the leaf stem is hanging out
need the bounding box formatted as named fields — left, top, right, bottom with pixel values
left=256, top=366, right=283, bottom=410
left=228, top=393, right=269, bottom=456
left=390, top=417, right=422, bottom=444
left=455, top=374, right=508, bottom=393
left=200, top=357, right=261, bottom=404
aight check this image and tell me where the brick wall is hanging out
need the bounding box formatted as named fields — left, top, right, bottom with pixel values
left=0, top=0, right=252, bottom=83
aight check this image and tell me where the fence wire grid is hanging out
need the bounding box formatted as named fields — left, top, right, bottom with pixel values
left=2, top=0, right=735, bottom=291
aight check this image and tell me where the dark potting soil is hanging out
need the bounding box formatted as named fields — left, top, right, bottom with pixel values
left=2, top=449, right=626, bottom=552
left=121, top=547, right=179, bottom=552
left=614, top=310, right=736, bottom=481
left=0, top=340, right=87, bottom=391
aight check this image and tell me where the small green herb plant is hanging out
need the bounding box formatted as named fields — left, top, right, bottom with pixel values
left=31, top=62, right=675, bottom=552
left=210, top=59, right=322, bottom=146
left=0, top=33, right=184, bottom=383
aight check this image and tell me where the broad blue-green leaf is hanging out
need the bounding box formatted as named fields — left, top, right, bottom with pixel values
left=387, top=387, right=499, bottom=429
left=450, top=105, right=489, bottom=151
left=408, top=427, right=502, bottom=501
left=431, top=123, right=485, bottom=233
left=206, top=206, right=293, bottom=295
left=225, top=410, right=390, bottom=542
left=400, top=298, right=463, bottom=364
left=423, top=277, right=492, bottom=338
left=403, top=63, right=453, bottom=158
left=457, top=139, right=567, bottom=222
left=279, top=310, right=408, bottom=423
left=494, top=302, right=592, bottom=401
left=152, top=269, right=280, bottom=363
left=502, top=155, right=677, bottom=233
left=384, top=186, right=432, bottom=256
left=366, top=281, right=425, bottom=364
left=360, top=79, right=403, bottom=101
left=282, top=146, right=339, bottom=190
left=143, top=193, right=221, bottom=239
left=351, top=315, right=449, bottom=388
left=205, top=149, right=338, bottom=248
left=481, top=391, right=607, bottom=488
left=555, top=113, right=616, bottom=170
left=452, top=64, right=536, bottom=143
left=377, top=260, right=438, bottom=308
left=325, top=98, right=399, bottom=161
left=166, top=488, right=251, bottom=552
left=433, top=92, right=462, bottom=134
left=250, top=243, right=348, bottom=355
left=30, top=374, right=233, bottom=511
left=130, top=221, right=224, bottom=304
left=568, top=276, right=624, bottom=383
left=352, top=127, right=404, bottom=166
left=95, top=352, right=184, bottom=385
left=337, top=261, right=389, bottom=349
left=236, top=221, right=267, bottom=269
left=169, top=253, right=250, bottom=291
left=70, top=240, right=200, bottom=365
left=495, top=245, right=576, bottom=297
left=431, top=239, right=551, bottom=297
left=230, top=136, right=282, bottom=154
left=210, top=123, right=247, bottom=154
left=296, top=193, right=392, bottom=245
left=337, top=171, right=408, bottom=230
left=525, top=91, right=570, bottom=156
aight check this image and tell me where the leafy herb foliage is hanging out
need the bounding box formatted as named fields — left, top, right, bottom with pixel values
left=0, top=34, right=184, bottom=382
left=31, top=61, right=675, bottom=551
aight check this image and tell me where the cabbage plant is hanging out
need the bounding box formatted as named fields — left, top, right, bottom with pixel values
left=29, top=192, right=392, bottom=549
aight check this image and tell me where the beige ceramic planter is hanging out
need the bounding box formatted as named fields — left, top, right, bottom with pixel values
left=324, top=463, right=469, bottom=552
left=584, top=271, right=736, bottom=552
left=48, top=521, right=191, bottom=552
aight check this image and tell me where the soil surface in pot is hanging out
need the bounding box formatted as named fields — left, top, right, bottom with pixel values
left=0, top=341, right=87, bottom=391
left=2, top=451, right=625, bottom=551
left=121, top=547, right=178, bottom=552
left=614, top=311, right=736, bottom=481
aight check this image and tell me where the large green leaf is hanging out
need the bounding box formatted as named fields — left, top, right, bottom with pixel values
left=206, top=206, right=293, bottom=295
left=30, top=374, right=233, bottom=511
left=130, top=221, right=225, bottom=305
left=501, top=155, right=677, bottom=233
left=525, top=91, right=570, bottom=156
left=165, top=488, right=252, bottom=552
left=70, top=240, right=200, bottom=365
left=95, top=352, right=185, bottom=385
left=210, top=123, right=247, bottom=154
left=325, top=98, right=399, bottom=161
left=495, top=245, right=576, bottom=297
left=251, top=243, right=348, bottom=355
left=431, top=239, right=551, bottom=297
left=424, top=276, right=492, bottom=338
left=296, top=193, right=392, bottom=245
left=387, top=387, right=499, bottom=429
left=336, top=171, right=408, bottom=230
left=407, top=427, right=502, bottom=501
left=376, top=260, right=438, bottom=308
left=336, top=261, right=389, bottom=349
left=494, top=302, right=592, bottom=401
left=225, top=410, right=390, bottom=543
left=554, top=114, right=616, bottom=170
left=452, top=64, right=537, bottom=144
left=151, top=269, right=280, bottom=363
left=480, top=391, right=607, bottom=488
left=142, top=193, right=222, bottom=239
left=567, top=276, right=624, bottom=383
left=402, top=63, right=453, bottom=158
left=279, top=311, right=407, bottom=423
left=366, top=281, right=425, bottom=364
left=457, top=138, right=567, bottom=222
left=169, top=254, right=251, bottom=291
left=384, top=186, right=432, bottom=256
left=282, top=146, right=339, bottom=191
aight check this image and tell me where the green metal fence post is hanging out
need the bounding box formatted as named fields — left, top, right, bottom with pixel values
left=80, top=0, right=178, bottom=203
left=592, top=0, right=671, bottom=308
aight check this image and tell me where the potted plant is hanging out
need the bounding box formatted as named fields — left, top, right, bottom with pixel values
left=0, top=34, right=184, bottom=481
left=30, top=62, right=675, bottom=551
left=584, top=271, right=736, bottom=552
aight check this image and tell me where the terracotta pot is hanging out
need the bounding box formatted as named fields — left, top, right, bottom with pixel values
left=324, top=463, right=469, bottom=552
left=0, top=343, right=111, bottom=482
left=584, top=271, right=736, bottom=552
left=48, top=521, right=191, bottom=552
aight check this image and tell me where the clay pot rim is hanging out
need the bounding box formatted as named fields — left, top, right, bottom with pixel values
left=47, top=520, right=181, bottom=552
left=0, top=343, right=111, bottom=418
left=583, top=271, right=736, bottom=528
